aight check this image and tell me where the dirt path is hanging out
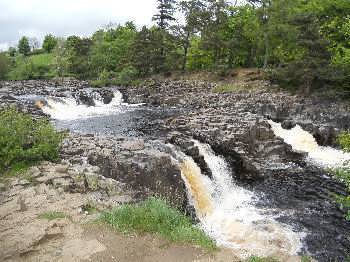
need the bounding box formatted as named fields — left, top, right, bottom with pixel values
left=83, top=224, right=239, bottom=262
left=0, top=163, right=240, bottom=262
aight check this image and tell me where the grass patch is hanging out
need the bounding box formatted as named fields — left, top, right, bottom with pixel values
left=7, top=53, right=55, bottom=80
left=301, top=256, right=312, bottom=262
left=100, top=198, right=216, bottom=250
left=213, top=84, right=241, bottom=93
left=38, top=211, right=67, bottom=220
left=246, top=256, right=279, bottom=262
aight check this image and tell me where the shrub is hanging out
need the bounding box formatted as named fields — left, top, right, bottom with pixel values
left=115, top=66, right=138, bottom=86
left=333, top=168, right=350, bottom=221
left=0, top=108, right=63, bottom=175
left=337, top=131, right=350, bottom=152
left=101, top=198, right=216, bottom=250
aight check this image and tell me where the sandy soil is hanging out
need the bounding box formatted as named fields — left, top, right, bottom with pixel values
left=0, top=163, right=240, bottom=262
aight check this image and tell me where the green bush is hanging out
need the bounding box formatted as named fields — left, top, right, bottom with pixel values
left=101, top=197, right=216, bottom=250
left=115, top=66, right=138, bottom=86
left=337, top=132, right=350, bottom=152
left=333, top=168, right=350, bottom=220
left=0, top=108, right=63, bottom=175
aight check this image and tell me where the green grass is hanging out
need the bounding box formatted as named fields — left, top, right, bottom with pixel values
left=213, top=84, right=241, bottom=93
left=301, top=256, right=312, bottom=262
left=100, top=198, right=216, bottom=250
left=7, top=53, right=55, bottom=80
left=38, top=211, right=67, bottom=220
left=29, top=53, right=54, bottom=67
left=246, top=255, right=312, bottom=262
left=246, top=256, right=279, bottom=262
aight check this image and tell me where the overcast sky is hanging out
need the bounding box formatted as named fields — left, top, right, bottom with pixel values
left=0, top=0, right=247, bottom=51
left=0, top=0, right=158, bottom=50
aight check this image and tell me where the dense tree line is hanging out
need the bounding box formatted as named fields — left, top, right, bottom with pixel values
left=0, top=0, right=349, bottom=92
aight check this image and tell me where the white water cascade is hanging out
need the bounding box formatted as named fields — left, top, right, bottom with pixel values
left=179, top=141, right=303, bottom=259
left=268, top=120, right=350, bottom=168
left=41, top=91, right=124, bottom=121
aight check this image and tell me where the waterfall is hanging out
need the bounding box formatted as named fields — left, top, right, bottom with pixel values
left=179, top=141, right=303, bottom=259
left=42, top=91, right=124, bottom=121
left=268, top=120, right=350, bottom=168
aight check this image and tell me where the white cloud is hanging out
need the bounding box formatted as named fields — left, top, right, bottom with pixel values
left=0, top=0, right=158, bottom=50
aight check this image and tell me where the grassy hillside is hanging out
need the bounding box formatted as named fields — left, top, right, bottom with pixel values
left=7, top=53, right=55, bottom=80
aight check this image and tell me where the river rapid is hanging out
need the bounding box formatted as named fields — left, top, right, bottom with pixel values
left=8, top=80, right=350, bottom=261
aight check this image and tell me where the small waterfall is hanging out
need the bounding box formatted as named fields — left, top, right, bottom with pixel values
left=179, top=141, right=303, bottom=259
left=268, top=120, right=350, bottom=168
left=42, top=91, right=124, bottom=121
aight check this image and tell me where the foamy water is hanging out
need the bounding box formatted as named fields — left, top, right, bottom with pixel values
left=268, top=120, right=350, bottom=168
left=42, top=91, right=124, bottom=121
left=179, top=141, right=303, bottom=259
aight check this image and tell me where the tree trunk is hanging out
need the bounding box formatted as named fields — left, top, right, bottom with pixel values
left=263, top=31, right=269, bottom=68
left=182, top=32, right=190, bottom=72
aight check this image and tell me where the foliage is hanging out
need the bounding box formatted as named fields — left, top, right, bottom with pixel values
left=42, top=34, right=58, bottom=53
left=89, top=22, right=137, bottom=78
left=115, top=66, right=138, bottom=86
left=38, top=211, right=67, bottom=220
left=0, top=108, right=63, bottom=175
left=0, top=53, right=11, bottom=79
left=64, top=36, right=93, bottom=79
left=333, top=168, right=350, bottom=221
left=18, top=36, right=30, bottom=56
left=100, top=198, right=216, bottom=250
left=153, top=0, right=176, bottom=30
left=5, top=1, right=350, bottom=93
left=337, top=132, right=350, bottom=152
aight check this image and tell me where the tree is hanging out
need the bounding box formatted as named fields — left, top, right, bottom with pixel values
left=8, top=47, right=16, bottom=57
left=174, top=0, right=206, bottom=71
left=52, top=38, right=68, bottom=80
left=270, top=13, right=332, bottom=94
left=42, top=34, right=58, bottom=53
left=132, top=26, right=164, bottom=76
left=90, top=22, right=137, bottom=77
left=18, top=37, right=30, bottom=56
left=152, top=0, right=177, bottom=30
left=64, top=36, right=93, bottom=78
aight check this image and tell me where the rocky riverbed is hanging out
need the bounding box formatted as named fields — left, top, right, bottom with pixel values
left=1, top=76, right=350, bottom=261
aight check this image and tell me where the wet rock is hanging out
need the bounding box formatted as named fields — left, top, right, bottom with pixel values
left=97, top=89, right=115, bottom=104
left=281, top=119, right=296, bottom=130
left=76, top=92, right=95, bottom=107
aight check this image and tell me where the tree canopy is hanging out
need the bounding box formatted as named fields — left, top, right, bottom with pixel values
left=2, top=0, right=349, bottom=92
